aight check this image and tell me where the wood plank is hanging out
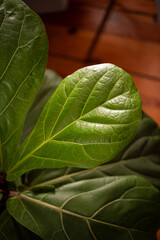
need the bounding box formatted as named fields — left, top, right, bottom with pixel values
left=92, top=34, right=160, bottom=79
left=42, top=3, right=105, bottom=60
left=47, top=55, right=87, bottom=77
left=41, top=0, right=160, bottom=43
left=71, top=0, right=156, bottom=14
left=115, top=0, right=156, bottom=14
left=157, top=230, right=160, bottom=240
left=70, top=0, right=110, bottom=8
left=104, top=10, right=160, bottom=42
left=132, top=74, right=160, bottom=126
left=46, top=25, right=94, bottom=59
left=41, top=3, right=105, bottom=31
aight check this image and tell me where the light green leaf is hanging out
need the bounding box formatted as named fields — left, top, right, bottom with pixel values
left=7, top=64, right=142, bottom=181
left=25, top=113, right=160, bottom=190
left=0, top=210, right=41, bottom=239
left=21, top=69, right=61, bottom=143
left=7, top=176, right=160, bottom=240
left=0, top=0, right=48, bottom=171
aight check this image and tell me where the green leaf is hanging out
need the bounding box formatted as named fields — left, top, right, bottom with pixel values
left=0, top=0, right=48, bottom=171
left=7, top=176, right=160, bottom=240
left=24, top=168, right=72, bottom=187
left=21, top=69, right=61, bottom=143
left=30, top=184, right=55, bottom=193
left=25, top=113, right=160, bottom=190
left=7, top=64, right=142, bottom=181
left=105, top=112, right=160, bottom=187
left=0, top=210, right=41, bottom=239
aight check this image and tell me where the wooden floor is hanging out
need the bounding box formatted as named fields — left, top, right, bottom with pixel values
left=40, top=0, right=160, bottom=126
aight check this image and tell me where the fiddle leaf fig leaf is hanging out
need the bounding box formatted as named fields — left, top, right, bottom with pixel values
left=7, top=176, right=160, bottom=240
left=0, top=0, right=48, bottom=171
left=21, top=69, right=62, bottom=143
left=104, top=112, right=160, bottom=187
left=25, top=113, right=160, bottom=190
left=7, top=64, right=142, bottom=181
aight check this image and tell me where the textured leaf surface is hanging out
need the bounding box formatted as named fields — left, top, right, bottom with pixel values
left=0, top=0, right=48, bottom=171
left=0, top=210, right=41, bottom=239
left=7, top=64, right=142, bottom=180
left=21, top=69, right=61, bottom=142
left=7, top=176, right=160, bottom=240
left=25, top=113, right=160, bottom=189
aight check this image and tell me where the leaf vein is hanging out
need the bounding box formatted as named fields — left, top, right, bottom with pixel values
left=19, top=194, right=152, bottom=234
left=86, top=220, right=97, bottom=240
left=80, top=70, right=108, bottom=116
left=19, top=198, right=41, bottom=235
left=48, top=73, right=88, bottom=138
left=60, top=212, right=70, bottom=240
left=2, top=127, right=19, bottom=146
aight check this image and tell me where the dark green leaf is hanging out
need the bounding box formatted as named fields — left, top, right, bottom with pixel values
left=24, top=168, right=71, bottom=187
left=31, top=184, right=55, bottom=193
left=0, top=210, right=41, bottom=239
left=21, top=69, right=61, bottom=142
left=7, top=176, right=160, bottom=240
left=0, top=0, right=48, bottom=171
left=7, top=64, right=142, bottom=181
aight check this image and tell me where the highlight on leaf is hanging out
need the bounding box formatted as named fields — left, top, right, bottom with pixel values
left=7, top=64, right=142, bottom=181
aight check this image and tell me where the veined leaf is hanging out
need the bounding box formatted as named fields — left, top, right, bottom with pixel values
left=21, top=69, right=62, bottom=143
left=25, top=113, right=160, bottom=190
left=0, top=0, right=48, bottom=171
left=7, top=64, right=142, bottom=181
left=0, top=210, right=41, bottom=239
left=7, top=176, right=160, bottom=240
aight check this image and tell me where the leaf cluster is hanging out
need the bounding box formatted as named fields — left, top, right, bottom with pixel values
left=0, top=1, right=160, bottom=239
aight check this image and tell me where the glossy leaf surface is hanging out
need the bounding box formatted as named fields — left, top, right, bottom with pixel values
left=25, top=113, right=160, bottom=190
left=21, top=69, right=61, bottom=142
left=7, top=176, right=160, bottom=240
left=0, top=0, right=48, bottom=171
left=7, top=64, right=142, bottom=180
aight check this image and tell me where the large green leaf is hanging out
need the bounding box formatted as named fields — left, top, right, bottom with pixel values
left=7, top=176, right=160, bottom=240
left=25, top=113, right=160, bottom=190
left=0, top=0, right=48, bottom=171
left=7, top=64, right=142, bottom=181
left=21, top=69, right=62, bottom=143
left=0, top=210, right=41, bottom=239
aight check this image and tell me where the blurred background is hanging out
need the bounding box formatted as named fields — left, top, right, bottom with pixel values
left=24, top=0, right=160, bottom=127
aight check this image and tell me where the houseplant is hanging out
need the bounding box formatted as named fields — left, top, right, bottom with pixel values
left=0, top=0, right=160, bottom=239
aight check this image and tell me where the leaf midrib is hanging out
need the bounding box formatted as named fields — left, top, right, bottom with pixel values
left=0, top=6, right=43, bottom=118
left=8, top=92, right=139, bottom=175
left=0, top=38, right=44, bottom=118
left=17, top=194, right=153, bottom=234
left=0, top=9, right=26, bottom=83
